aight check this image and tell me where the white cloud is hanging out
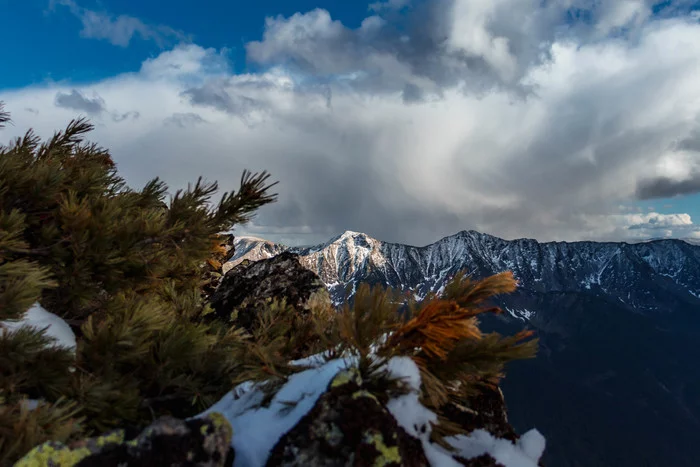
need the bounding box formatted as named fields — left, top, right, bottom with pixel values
left=581, top=212, right=700, bottom=241
left=50, top=0, right=188, bottom=47
left=446, top=0, right=520, bottom=82
left=2, top=2, right=700, bottom=246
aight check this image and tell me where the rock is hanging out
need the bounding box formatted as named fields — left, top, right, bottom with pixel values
left=207, top=251, right=332, bottom=331
left=455, top=453, right=505, bottom=466
left=266, top=368, right=428, bottom=467
left=443, top=384, right=546, bottom=466
left=15, top=412, right=234, bottom=467
left=442, top=385, right=518, bottom=443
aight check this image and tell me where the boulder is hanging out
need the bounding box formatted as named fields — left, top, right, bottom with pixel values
left=442, top=385, right=517, bottom=443
left=266, top=368, right=428, bottom=467
left=207, top=251, right=331, bottom=331
left=15, top=412, right=234, bottom=467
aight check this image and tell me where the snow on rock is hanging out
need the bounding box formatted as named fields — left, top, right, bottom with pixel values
left=197, top=358, right=351, bottom=467
left=517, top=429, right=547, bottom=461
left=0, top=303, right=76, bottom=351
left=199, top=352, right=546, bottom=467
left=383, top=356, right=545, bottom=467
left=447, top=429, right=545, bottom=467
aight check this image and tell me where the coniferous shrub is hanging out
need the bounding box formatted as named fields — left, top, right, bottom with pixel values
left=0, top=102, right=277, bottom=461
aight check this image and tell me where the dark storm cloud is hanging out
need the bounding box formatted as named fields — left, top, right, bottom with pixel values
left=636, top=127, right=700, bottom=199
left=163, top=112, right=207, bottom=128
left=182, top=81, right=267, bottom=121
left=55, top=89, right=106, bottom=114
left=402, top=83, right=424, bottom=103
left=248, top=148, right=472, bottom=247
left=112, top=111, right=140, bottom=122
left=636, top=173, right=700, bottom=199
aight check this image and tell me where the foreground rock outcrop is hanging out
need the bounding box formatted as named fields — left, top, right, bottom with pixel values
left=15, top=413, right=233, bottom=467
left=267, top=368, right=429, bottom=467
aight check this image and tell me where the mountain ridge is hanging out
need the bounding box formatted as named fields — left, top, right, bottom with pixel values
left=230, top=229, right=700, bottom=312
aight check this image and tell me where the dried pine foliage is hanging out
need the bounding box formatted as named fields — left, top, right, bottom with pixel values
left=326, top=270, right=537, bottom=444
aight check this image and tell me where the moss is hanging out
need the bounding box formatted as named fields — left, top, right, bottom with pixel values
left=363, top=432, right=402, bottom=466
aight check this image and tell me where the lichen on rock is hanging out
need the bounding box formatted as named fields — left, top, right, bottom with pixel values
left=15, top=412, right=234, bottom=467
left=266, top=369, right=428, bottom=467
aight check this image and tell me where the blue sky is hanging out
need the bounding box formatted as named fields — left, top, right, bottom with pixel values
left=0, top=1, right=371, bottom=88
left=1, top=0, right=700, bottom=246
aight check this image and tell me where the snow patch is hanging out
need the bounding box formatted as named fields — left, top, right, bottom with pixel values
left=447, top=429, right=545, bottom=467
left=197, top=358, right=351, bottom=467
left=505, top=307, right=535, bottom=321
left=1, top=303, right=76, bottom=351
left=384, top=356, right=545, bottom=467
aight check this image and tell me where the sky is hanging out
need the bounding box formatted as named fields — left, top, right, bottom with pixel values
left=1, top=0, right=700, bottom=247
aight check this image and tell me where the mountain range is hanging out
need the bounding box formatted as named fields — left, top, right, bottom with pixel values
left=227, top=230, right=700, bottom=467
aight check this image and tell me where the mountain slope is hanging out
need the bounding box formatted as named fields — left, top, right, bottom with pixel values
left=231, top=230, right=700, bottom=311
left=228, top=230, right=700, bottom=467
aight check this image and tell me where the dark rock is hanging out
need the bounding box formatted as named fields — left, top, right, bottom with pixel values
left=15, top=412, right=234, bottom=467
left=455, top=453, right=505, bottom=466
left=442, top=385, right=518, bottom=443
left=267, top=368, right=428, bottom=467
left=207, top=251, right=331, bottom=331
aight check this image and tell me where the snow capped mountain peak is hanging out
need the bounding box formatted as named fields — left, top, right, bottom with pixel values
left=229, top=230, right=700, bottom=312
left=325, top=230, right=376, bottom=246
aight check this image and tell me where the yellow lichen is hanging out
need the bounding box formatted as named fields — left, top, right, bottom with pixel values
left=95, top=430, right=125, bottom=446
left=14, top=443, right=92, bottom=467
left=126, top=436, right=141, bottom=447
left=331, top=368, right=362, bottom=388
left=15, top=429, right=127, bottom=466
left=205, top=412, right=233, bottom=439
left=364, top=432, right=401, bottom=466
left=351, top=390, right=380, bottom=403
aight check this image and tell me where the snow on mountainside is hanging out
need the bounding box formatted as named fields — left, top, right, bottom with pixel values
left=227, top=230, right=700, bottom=313
left=223, top=235, right=287, bottom=273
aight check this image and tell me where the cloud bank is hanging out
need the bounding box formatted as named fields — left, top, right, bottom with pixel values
left=3, top=0, right=700, bottom=246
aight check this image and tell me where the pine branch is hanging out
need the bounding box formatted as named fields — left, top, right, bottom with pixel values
left=37, top=118, right=94, bottom=160
left=0, top=102, right=9, bottom=129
